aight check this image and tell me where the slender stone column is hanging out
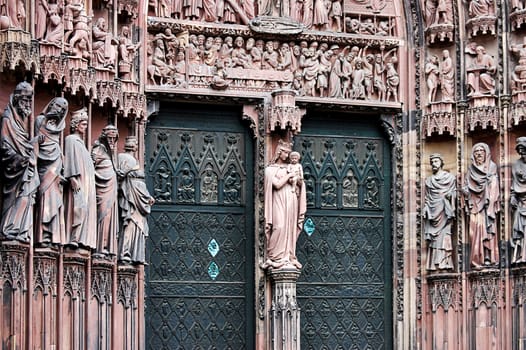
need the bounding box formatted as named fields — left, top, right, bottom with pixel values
left=269, top=268, right=301, bottom=350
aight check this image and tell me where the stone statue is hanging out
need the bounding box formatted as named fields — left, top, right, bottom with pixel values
left=67, top=9, right=91, bottom=60
left=262, top=140, right=307, bottom=270
left=2, top=0, right=25, bottom=29
left=510, top=37, right=526, bottom=92
left=118, top=137, right=155, bottom=264
left=463, top=142, right=499, bottom=268
left=511, top=137, right=526, bottom=264
left=35, top=0, right=49, bottom=39
left=92, top=125, right=119, bottom=257
left=440, top=49, right=454, bottom=101
left=425, top=54, right=440, bottom=103
left=287, top=151, right=303, bottom=194
left=43, top=3, right=64, bottom=45
left=35, top=97, right=68, bottom=246
left=423, top=154, right=456, bottom=271
left=92, top=17, right=118, bottom=69
left=118, top=25, right=141, bottom=80
left=0, top=82, right=39, bottom=242
left=468, top=0, right=493, bottom=17
left=466, top=44, right=496, bottom=97
left=64, top=108, right=96, bottom=249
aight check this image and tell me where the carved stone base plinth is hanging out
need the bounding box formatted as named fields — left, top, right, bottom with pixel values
left=424, top=23, right=454, bottom=44
left=466, top=103, right=498, bottom=132
left=466, top=16, right=497, bottom=37
left=510, top=99, right=526, bottom=127
left=0, top=29, right=39, bottom=73
left=511, top=9, right=526, bottom=30
left=269, top=267, right=301, bottom=350
left=423, top=102, right=456, bottom=137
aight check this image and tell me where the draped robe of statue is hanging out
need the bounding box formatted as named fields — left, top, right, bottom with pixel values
left=117, top=151, right=154, bottom=263
left=34, top=101, right=66, bottom=245
left=423, top=168, right=456, bottom=270
left=0, top=96, right=39, bottom=242
left=64, top=132, right=97, bottom=248
left=511, top=153, right=526, bottom=264
left=92, top=141, right=119, bottom=255
left=264, top=160, right=307, bottom=268
left=465, top=143, right=500, bottom=268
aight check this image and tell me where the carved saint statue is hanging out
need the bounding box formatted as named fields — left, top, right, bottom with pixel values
left=423, top=154, right=456, bottom=271
left=35, top=97, right=68, bottom=246
left=466, top=44, right=496, bottom=97
left=118, top=137, right=155, bottom=263
left=92, top=17, right=118, bottom=69
left=92, top=125, right=119, bottom=257
left=464, top=142, right=499, bottom=268
left=0, top=82, right=39, bottom=242
left=262, top=140, right=306, bottom=269
left=64, top=108, right=96, bottom=249
left=511, top=137, right=526, bottom=264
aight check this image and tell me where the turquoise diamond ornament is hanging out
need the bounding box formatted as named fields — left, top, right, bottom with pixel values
left=304, top=217, right=315, bottom=236
left=208, top=238, right=219, bottom=257
left=208, top=262, right=219, bottom=280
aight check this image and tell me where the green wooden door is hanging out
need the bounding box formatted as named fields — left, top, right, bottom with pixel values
left=144, top=103, right=255, bottom=349
left=295, top=112, right=393, bottom=350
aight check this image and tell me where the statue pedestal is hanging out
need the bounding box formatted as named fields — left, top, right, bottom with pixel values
left=269, top=267, right=301, bottom=350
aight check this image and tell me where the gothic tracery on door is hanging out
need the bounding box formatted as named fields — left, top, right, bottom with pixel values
left=144, top=104, right=255, bottom=349
left=295, top=114, right=393, bottom=350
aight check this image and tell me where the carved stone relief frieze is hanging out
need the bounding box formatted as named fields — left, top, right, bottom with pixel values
left=146, top=28, right=401, bottom=102
left=147, top=0, right=399, bottom=32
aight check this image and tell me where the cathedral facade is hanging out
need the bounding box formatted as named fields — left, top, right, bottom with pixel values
left=0, top=0, right=525, bottom=349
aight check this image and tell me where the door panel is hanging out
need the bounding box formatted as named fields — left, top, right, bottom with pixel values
left=295, top=113, right=392, bottom=350
left=145, top=104, right=254, bottom=350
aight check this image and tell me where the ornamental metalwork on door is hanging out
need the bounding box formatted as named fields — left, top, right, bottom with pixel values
left=295, top=114, right=393, bottom=350
left=144, top=105, right=254, bottom=349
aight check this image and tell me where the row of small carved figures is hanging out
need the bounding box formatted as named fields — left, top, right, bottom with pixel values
left=147, top=34, right=400, bottom=101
